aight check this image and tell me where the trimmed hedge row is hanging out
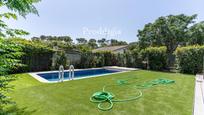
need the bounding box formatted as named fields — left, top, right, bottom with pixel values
left=141, top=47, right=167, bottom=70
left=77, top=50, right=145, bottom=69
left=175, top=45, right=204, bottom=74
left=77, top=51, right=116, bottom=68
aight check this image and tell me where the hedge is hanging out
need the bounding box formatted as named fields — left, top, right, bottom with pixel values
left=77, top=51, right=116, bottom=68
left=141, top=47, right=167, bottom=70
left=10, top=38, right=54, bottom=72
left=76, top=50, right=144, bottom=69
left=175, top=45, right=204, bottom=74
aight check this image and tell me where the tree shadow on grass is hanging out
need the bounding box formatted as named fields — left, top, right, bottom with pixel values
left=1, top=105, right=37, bottom=115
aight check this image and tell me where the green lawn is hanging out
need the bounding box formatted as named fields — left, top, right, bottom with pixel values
left=10, top=70, right=195, bottom=115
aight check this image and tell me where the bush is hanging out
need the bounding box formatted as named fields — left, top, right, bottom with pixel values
left=175, top=45, right=204, bottom=74
left=54, top=51, right=69, bottom=69
left=141, top=47, right=167, bottom=70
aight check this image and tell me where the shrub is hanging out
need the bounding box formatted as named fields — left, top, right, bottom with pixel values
left=141, top=47, right=167, bottom=70
left=175, top=45, right=204, bottom=74
left=54, top=51, right=69, bottom=69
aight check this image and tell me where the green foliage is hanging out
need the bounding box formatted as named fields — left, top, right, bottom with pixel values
left=78, top=51, right=116, bottom=68
left=188, top=21, right=204, bottom=45
left=0, top=38, right=23, bottom=111
left=129, top=49, right=143, bottom=68
left=0, top=0, right=40, bottom=38
left=76, top=38, right=87, bottom=44
left=78, top=50, right=144, bottom=69
left=0, top=0, right=40, bottom=113
left=0, top=12, right=17, bottom=20
left=10, top=38, right=54, bottom=72
left=109, top=39, right=128, bottom=46
left=98, top=38, right=108, bottom=47
left=175, top=45, right=204, bottom=74
left=141, top=47, right=167, bottom=70
left=88, top=39, right=98, bottom=49
left=128, top=42, right=139, bottom=51
left=55, top=51, right=69, bottom=69
left=1, top=0, right=40, bottom=17
left=76, top=44, right=92, bottom=52
left=32, top=35, right=74, bottom=51
left=138, top=14, right=197, bottom=67
left=10, top=38, right=53, bottom=54
left=0, top=38, right=23, bottom=75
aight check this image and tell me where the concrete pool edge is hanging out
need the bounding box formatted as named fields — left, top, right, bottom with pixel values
left=193, top=75, right=204, bottom=115
left=29, top=66, right=139, bottom=83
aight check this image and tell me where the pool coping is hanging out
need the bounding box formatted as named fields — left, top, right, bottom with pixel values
left=29, top=66, right=138, bottom=83
left=193, top=74, right=204, bottom=115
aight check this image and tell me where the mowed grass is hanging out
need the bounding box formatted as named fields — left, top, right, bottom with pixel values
left=10, top=70, right=195, bottom=115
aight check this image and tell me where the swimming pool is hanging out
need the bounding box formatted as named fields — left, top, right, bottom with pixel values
left=38, top=69, right=121, bottom=81
left=29, top=67, right=136, bottom=83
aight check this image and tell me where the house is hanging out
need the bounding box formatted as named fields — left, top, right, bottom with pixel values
left=92, top=45, right=128, bottom=54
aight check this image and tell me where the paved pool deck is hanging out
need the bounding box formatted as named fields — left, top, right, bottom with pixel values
left=194, top=75, right=204, bottom=115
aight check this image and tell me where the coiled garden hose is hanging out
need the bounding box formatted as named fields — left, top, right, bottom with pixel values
left=90, top=78, right=175, bottom=111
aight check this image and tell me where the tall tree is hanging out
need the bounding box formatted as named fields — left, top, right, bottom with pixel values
left=97, top=38, right=107, bottom=47
left=88, top=38, right=98, bottom=49
left=0, top=0, right=41, bottom=112
left=109, top=39, right=127, bottom=46
left=188, top=21, right=204, bottom=45
left=76, top=38, right=87, bottom=44
left=138, top=14, right=197, bottom=68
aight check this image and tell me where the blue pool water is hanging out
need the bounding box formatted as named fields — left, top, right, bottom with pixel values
left=37, top=69, right=123, bottom=81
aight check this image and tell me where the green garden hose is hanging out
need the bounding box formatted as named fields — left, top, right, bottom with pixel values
left=90, top=78, right=175, bottom=111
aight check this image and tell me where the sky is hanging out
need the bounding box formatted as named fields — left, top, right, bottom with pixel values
left=3, top=0, right=204, bottom=43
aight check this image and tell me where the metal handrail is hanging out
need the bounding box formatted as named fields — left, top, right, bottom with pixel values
left=59, top=65, right=64, bottom=82
left=69, top=65, right=74, bottom=80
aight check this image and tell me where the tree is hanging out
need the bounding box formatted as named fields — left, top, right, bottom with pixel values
left=0, top=0, right=41, bottom=113
left=109, top=39, right=127, bottom=46
left=188, top=21, right=204, bottom=45
left=88, top=39, right=98, bottom=49
left=128, top=42, right=139, bottom=51
left=138, top=14, right=197, bottom=68
left=0, top=38, right=23, bottom=112
left=97, top=38, right=108, bottom=47
left=0, top=0, right=40, bottom=37
left=59, top=36, right=73, bottom=43
left=76, top=38, right=87, bottom=44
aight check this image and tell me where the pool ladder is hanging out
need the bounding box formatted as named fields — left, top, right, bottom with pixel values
left=58, top=65, right=74, bottom=82
left=69, top=65, right=74, bottom=80
left=59, top=65, right=64, bottom=82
